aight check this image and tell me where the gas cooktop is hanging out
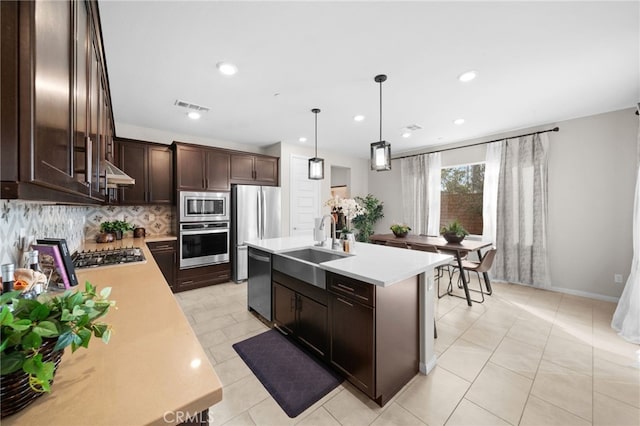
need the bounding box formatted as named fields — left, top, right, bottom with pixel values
left=72, top=246, right=146, bottom=269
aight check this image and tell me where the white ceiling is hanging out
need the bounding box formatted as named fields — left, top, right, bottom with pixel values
left=99, top=1, right=639, bottom=159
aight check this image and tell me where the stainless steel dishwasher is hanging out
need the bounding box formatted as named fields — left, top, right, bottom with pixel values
left=248, top=247, right=272, bottom=321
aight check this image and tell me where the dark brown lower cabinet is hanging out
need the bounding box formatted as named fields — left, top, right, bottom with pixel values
left=175, top=263, right=230, bottom=293
left=147, top=241, right=176, bottom=291
left=272, top=271, right=328, bottom=358
left=327, top=272, right=419, bottom=406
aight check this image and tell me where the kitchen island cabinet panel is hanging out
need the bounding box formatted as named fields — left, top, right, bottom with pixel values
left=272, top=270, right=328, bottom=358
left=327, top=271, right=419, bottom=406
left=328, top=292, right=374, bottom=396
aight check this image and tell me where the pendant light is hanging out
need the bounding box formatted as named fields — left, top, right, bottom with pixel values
left=308, top=108, right=324, bottom=180
left=370, top=74, right=392, bottom=171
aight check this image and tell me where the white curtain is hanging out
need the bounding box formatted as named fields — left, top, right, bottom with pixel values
left=482, top=142, right=503, bottom=244
left=401, top=155, right=428, bottom=234
left=611, top=116, right=640, bottom=343
left=400, top=153, right=440, bottom=235
left=426, top=152, right=442, bottom=236
left=493, top=133, right=550, bottom=288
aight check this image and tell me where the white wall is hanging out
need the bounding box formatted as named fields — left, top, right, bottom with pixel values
left=369, top=108, right=638, bottom=300
left=266, top=142, right=369, bottom=236
left=331, top=166, right=351, bottom=187
left=115, top=122, right=267, bottom=154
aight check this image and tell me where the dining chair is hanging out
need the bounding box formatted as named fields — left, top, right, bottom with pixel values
left=386, top=240, right=409, bottom=249
left=411, top=243, right=455, bottom=298
left=447, top=247, right=497, bottom=303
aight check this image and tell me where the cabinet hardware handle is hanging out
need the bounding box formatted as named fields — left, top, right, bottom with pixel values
left=182, top=280, right=194, bottom=285
left=336, top=283, right=355, bottom=292
left=337, top=297, right=353, bottom=307
left=154, top=245, right=171, bottom=249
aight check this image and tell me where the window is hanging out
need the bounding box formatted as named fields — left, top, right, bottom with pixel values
left=440, top=163, right=485, bottom=235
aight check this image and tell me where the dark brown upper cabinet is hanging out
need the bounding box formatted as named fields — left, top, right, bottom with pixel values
left=115, top=138, right=173, bottom=205
left=0, top=0, right=113, bottom=204
left=230, top=153, right=278, bottom=186
left=174, top=142, right=230, bottom=192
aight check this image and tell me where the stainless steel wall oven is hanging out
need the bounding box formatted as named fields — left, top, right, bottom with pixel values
left=179, top=222, right=230, bottom=269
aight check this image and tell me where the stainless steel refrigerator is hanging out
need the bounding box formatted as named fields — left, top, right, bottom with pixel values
left=231, top=185, right=281, bottom=282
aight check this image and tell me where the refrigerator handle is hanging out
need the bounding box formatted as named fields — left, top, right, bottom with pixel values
left=257, top=189, right=263, bottom=239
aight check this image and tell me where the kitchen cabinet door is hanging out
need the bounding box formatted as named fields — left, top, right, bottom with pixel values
left=205, top=149, right=230, bottom=191
left=297, top=293, right=328, bottom=357
left=148, top=145, right=173, bottom=203
left=230, top=154, right=255, bottom=183
left=175, top=145, right=206, bottom=191
left=230, top=153, right=279, bottom=186
left=328, top=293, right=375, bottom=397
left=254, top=157, right=278, bottom=185
left=31, top=1, right=89, bottom=196
left=117, top=141, right=147, bottom=204
left=273, top=282, right=296, bottom=336
left=147, top=241, right=176, bottom=290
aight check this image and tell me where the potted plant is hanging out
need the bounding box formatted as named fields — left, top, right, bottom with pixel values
left=440, top=220, right=469, bottom=243
left=99, top=220, right=133, bottom=241
left=351, top=194, right=384, bottom=242
left=390, top=223, right=411, bottom=238
left=0, top=282, right=115, bottom=417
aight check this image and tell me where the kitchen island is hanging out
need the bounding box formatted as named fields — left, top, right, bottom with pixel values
left=3, top=237, right=222, bottom=425
left=245, top=237, right=451, bottom=387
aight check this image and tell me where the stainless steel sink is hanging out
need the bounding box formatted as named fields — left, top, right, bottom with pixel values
left=273, top=247, right=349, bottom=289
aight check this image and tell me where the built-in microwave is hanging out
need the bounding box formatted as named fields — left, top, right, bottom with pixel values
left=179, top=191, right=230, bottom=222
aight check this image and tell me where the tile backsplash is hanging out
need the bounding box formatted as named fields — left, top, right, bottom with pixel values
left=0, top=200, right=175, bottom=267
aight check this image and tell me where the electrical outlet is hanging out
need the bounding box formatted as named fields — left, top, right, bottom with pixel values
left=614, top=274, right=623, bottom=284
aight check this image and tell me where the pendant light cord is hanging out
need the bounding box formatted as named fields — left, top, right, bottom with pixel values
left=379, top=80, right=383, bottom=141
left=314, top=112, right=318, bottom=158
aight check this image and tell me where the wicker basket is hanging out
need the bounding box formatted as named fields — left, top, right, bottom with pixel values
left=0, top=338, right=63, bottom=418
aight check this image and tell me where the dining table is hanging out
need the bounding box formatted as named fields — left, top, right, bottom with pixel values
left=369, top=234, right=493, bottom=306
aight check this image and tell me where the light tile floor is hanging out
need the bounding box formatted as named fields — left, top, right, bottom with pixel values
left=175, top=277, right=640, bottom=426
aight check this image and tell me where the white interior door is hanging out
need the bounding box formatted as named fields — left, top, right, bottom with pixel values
left=290, top=154, right=320, bottom=236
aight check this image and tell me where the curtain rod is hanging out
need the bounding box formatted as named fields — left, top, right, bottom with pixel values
left=393, top=126, right=560, bottom=160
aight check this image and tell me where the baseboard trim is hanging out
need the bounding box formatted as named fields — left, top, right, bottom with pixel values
left=492, top=279, right=620, bottom=303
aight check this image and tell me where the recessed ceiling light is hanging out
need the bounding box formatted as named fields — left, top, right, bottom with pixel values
left=216, top=61, right=238, bottom=76
left=453, top=118, right=465, bottom=125
left=401, top=131, right=411, bottom=138
left=353, top=115, right=365, bottom=122
left=458, top=70, right=477, bottom=82
left=299, top=137, right=307, bottom=143
left=188, top=111, right=201, bottom=120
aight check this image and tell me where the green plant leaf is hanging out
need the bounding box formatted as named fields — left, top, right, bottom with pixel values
left=77, top=328, right=92, bottom=349
left=101, top=327, right=112, bottom=344
left=72, top=305, right=85, bottom=317
left=0, top=306, right=14, bottom=325
left=33, top=320, right=59, bottom=337
left=29, top=303, right=51, bottom=322
left=22, top=331, right=43, bottom=349
left=10, top=319, right=33, bottom=331
left=99, top=287, right=112, bottom=299
left=54, top=331, right=74, bottom=351
left=0, top=351, right=26, bottom=375
left=0, top=290, right=21, bottom=306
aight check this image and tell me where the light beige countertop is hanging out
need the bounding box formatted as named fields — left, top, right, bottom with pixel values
left=3, top=237, right=222, bottom=425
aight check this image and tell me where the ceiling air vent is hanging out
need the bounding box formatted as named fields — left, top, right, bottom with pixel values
left=174, top=99, right=210, bottom=113
left=406, top=124, right=423, bottom=131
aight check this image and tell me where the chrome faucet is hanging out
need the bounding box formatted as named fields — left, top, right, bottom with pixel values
left=319, top=214, right=342, bottom=250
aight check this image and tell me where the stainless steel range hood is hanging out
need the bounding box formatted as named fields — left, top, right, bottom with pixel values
left=101, top=160, right=135, bottom=188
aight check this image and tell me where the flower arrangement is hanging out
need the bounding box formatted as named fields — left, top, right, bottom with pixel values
left=325, top=197, right=366, bottom=233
